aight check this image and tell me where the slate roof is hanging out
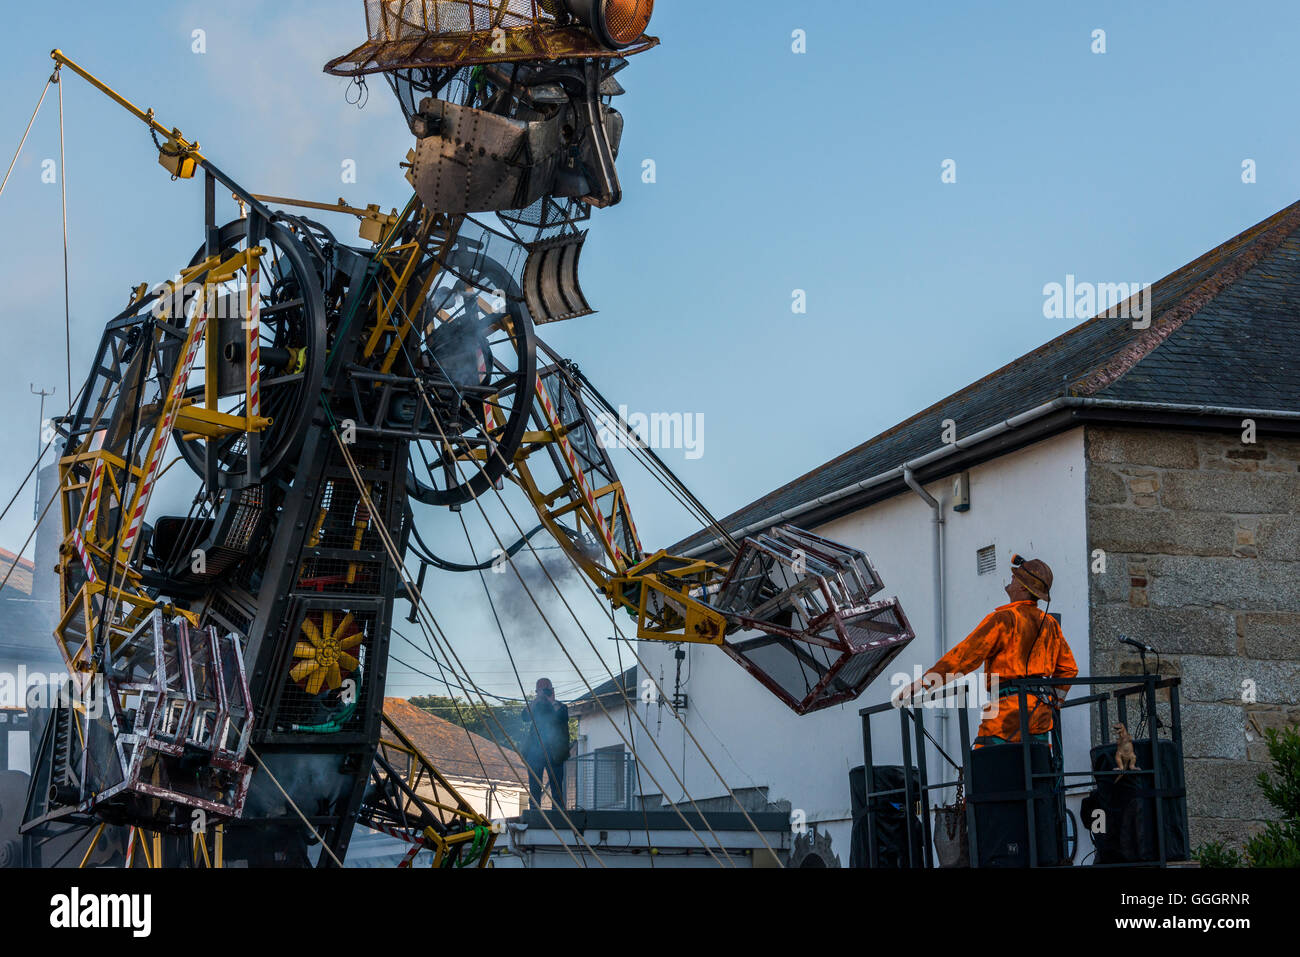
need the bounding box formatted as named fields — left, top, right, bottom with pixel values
left=382, top=697, right=527, bottom=787
left=677, top=201, right=1300, bottom=554
left=0, top=549, right=33, bottom=596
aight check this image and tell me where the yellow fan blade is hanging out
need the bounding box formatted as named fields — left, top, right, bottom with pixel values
left=305, top=666, right=327, bottom=696
left=289, top=660, right=317, bottom=684
left=300, top=616, right=322, bottom=646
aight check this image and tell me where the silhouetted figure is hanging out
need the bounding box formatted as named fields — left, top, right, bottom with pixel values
left=521, top=677, right=569, bottom=809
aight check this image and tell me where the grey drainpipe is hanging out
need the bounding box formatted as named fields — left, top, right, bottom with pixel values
left=682, top=397, right=1300, bottom=558
left=902, top=466, right=948, bottom=773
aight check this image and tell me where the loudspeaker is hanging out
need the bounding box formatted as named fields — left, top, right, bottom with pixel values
left=969, top=743, right=1063, bottom=867
left=1087, top=738, right=1187, bottom=863
left=849, top=765, right=924, bottom=868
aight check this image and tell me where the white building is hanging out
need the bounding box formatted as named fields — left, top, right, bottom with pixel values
left=573, top=200, right=1300, bottom=865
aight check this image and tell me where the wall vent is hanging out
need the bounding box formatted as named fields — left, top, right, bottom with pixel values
left=976, top=545, right=997, bottom=575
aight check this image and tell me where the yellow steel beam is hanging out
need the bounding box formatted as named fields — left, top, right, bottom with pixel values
left=50, top=50, right=205, bottom=162
left=175, top=403, right=272, bottom=439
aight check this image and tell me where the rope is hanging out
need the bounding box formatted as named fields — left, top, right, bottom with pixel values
left=325, top=422, right=604, bottom=868
left=466, top=388, right=786, bottom=865
left=455, top=510, right=559, bottom=783
left=247, top=744, right=344, bottom=868
left=389, top=315, right=767, bottom=859
left=57, top=70, right=71, bottom=396
left=611, top=604, right=656, bottom=867
left=329, top=435, right=601, bottom=868
left=389, top=638, right=522, bottom=703
left=0, top=459, right=65, bottom=595
left=370, top=296, right=730, bottom=856
left=492, top=437, right=788, bottom=862
left=345, top=460, right=602, bottom=871
left=569, top=362, right=739, bottom=555
left=0, top=380, right=87, bottom=532
left=0, top=73, right=55, bottom=202
left=388, top=304, right=747, bottom=863
left=0, top=492, right=54, bottom=593
left=408, top=379, right=738, bottom=866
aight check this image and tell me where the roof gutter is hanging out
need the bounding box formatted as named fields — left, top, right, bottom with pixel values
left=682, top=398, right=1300, bottom=558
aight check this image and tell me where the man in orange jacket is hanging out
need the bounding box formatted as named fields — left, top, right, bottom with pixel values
left=897, top=555, right=1077, bottom=748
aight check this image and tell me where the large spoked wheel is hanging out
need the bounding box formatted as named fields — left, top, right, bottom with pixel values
left=406, top=248, right=536, bottom=507
left=171, top=219, right=328, bottom=484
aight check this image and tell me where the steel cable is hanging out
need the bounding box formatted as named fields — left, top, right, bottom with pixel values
left=328, top=424, right=605, bottom=867
left=0, top=73, right=54, bottom=202
left=408, top=378, right=738, bottom=866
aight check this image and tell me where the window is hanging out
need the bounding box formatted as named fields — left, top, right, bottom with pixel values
left=976, top=545, right=997, bottom=576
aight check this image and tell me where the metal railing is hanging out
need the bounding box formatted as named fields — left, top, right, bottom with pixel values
left=567, top=750, right=638, bottom=811
left=858, top=673, right=1188, bottom=868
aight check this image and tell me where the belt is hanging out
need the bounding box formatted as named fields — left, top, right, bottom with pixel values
left=975, top=732, right=1050, bottom=747
left=996, top=677, right=1056, bottom=700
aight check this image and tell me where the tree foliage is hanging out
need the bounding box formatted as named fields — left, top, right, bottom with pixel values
left=1244, top=727, right=1300, bottom=868
left=1194, top=726, right=1300, bottom=868
left=408, top=694, right=578, bottom=753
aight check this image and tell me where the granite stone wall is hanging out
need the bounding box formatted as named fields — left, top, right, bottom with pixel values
left=1086, top=425, right=1300, bottom=849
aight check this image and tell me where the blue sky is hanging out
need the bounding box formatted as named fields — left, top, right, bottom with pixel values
left=2, top=1, right=1299, bottom=698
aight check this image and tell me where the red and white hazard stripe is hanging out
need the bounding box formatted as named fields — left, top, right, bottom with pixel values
left=397, top=843, right=423, bottom=869
left=367, top=821, right=430, bottom=847
left=71, top=457, right=107, bottom=582
left=476, top=348, right=496, bottom=450
left=83, top=458, right=105, bottom=535
left=368, top=820, right=434, bottom=867
left=72, top=528, right=97, bottom=583
left=245, top=265, right=260, bottom=418
left=120, top=303, right=210, bottom=556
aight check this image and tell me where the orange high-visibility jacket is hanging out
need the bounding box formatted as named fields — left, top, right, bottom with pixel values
left=925, top=600, right=1078, bottom=743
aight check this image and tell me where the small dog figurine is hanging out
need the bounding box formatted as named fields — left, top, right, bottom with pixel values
left=1113, top=722, right=1139, bottom=772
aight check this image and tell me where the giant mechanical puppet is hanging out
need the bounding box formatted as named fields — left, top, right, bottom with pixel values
left=17, top=1, right=916, bottom=867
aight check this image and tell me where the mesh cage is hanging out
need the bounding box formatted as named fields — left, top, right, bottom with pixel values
left=500, top=195, right=591, bottom=245
left=722, top=602, right=914, bottom=716
left=366, top=0, right=544, bottom=39
left=83, top=612, right=255, bottom=828
left=327, top=0, right=658, bottom=74
left=716, top=526, right=917, bottom=714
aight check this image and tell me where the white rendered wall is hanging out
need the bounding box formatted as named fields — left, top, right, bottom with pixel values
left=615, top=428, right=1091, bottom=862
